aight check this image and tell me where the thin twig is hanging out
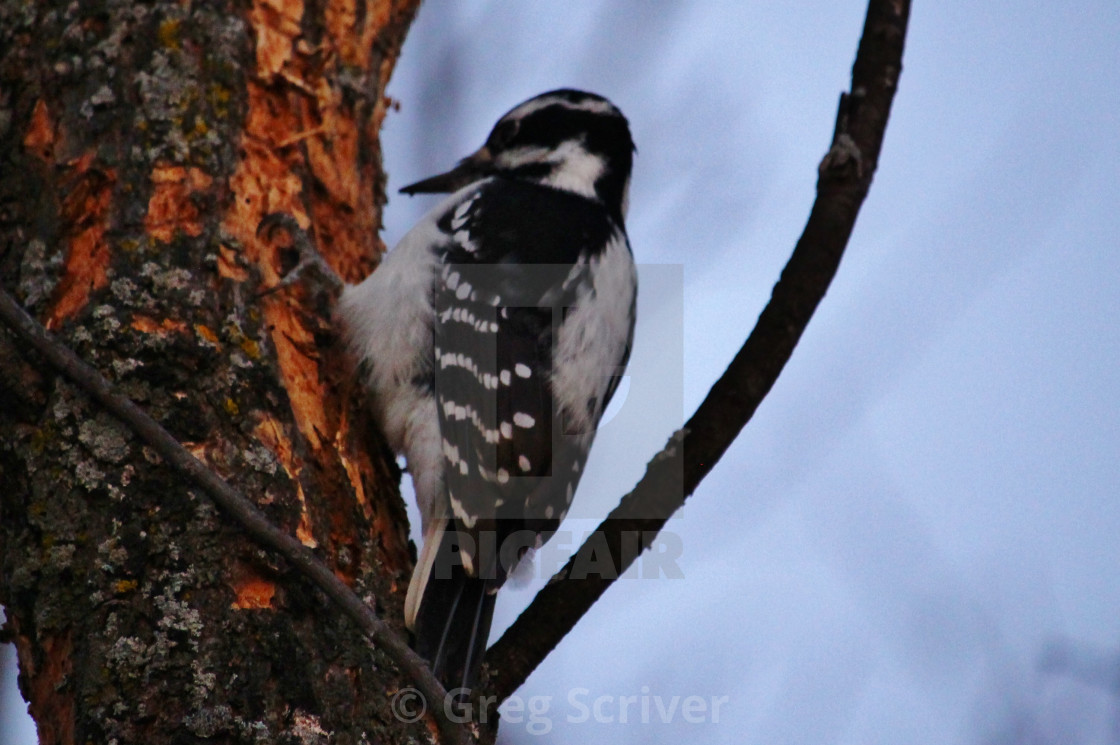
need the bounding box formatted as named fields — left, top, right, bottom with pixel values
left=483, top=0, right=911, bottom=705
left=0, top=289, right=469, bottom=745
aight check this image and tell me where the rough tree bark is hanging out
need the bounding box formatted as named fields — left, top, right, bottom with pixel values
left=0, top=1, right=427, bottom=743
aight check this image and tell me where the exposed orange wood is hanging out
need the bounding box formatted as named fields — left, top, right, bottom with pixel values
left=334, top=417, right=370, bottom=516
left=277, top=125, right=329, bottom=147
left=14, top=627, right=75, bottom=745
left=223, top=74, right=333, bottom=453
left=219, top=0, right=419, bottom=577
left=131, top=315, right=190, bottom=335
left=144, top=164, right=213, bottom=243
left=262, top=293, right=333, bottom=451
left=194, top=324, right=220, bottom=344
left=23, top=98, right=57, bottom=162
left=46, top=154, right=116, bottom=330
left=24, top=101, right=115, bottom=331
left=223, top=81, right=308, bottom=277
left=231, top=576, right=278, bottom=609
left=217, top=243, right=251, bottom=281
left=325, top=0, right=383, bottom=68
left=182, top=441, right=208, bottom=461
left=252, top=414, right=318, bottom=547
left=309, top=0, right=395, bottom=283
left=332, top=382, right=413, bottom=573
left=250, top=0, right=304, bottom=78
left=303, top=82, right=361, bottom=208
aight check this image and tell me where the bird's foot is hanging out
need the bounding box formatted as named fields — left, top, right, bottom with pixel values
left=256, top=213, right=345, bottom=301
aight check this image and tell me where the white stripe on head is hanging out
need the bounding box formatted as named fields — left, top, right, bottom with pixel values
left=505, top=92, right=620, bottom=122
left=495, top=139, right=607, bottom=200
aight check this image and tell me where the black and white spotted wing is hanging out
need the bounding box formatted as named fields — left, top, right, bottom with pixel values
left=431, top=177, right=621, bottom=579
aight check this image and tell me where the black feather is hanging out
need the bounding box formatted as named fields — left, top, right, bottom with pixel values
left=411, top=525, right=497, bottom=692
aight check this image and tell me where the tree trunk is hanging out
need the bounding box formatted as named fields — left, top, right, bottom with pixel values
left=0, top=1, right=427, bottom=742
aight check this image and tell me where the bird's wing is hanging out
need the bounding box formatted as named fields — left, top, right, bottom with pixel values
left=431, top=179, right=620, bottom=577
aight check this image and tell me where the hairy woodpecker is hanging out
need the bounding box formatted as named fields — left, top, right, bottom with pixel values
left=339, top=89, right=637, bottom=691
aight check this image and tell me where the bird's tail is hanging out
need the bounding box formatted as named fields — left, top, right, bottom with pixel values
left=405, top=517, right=497, bottom=693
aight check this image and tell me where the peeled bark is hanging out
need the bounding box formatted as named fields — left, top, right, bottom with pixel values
left=0, top=1, right=427, bottom=742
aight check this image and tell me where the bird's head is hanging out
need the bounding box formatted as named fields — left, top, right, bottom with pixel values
left=401, top=89, right=635, bottom=220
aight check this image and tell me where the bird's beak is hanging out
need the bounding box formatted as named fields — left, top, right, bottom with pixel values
left=399, top=146, right=494, bottom=195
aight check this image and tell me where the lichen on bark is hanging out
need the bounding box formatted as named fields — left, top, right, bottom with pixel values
left=0, top=0, right=425, bottom=742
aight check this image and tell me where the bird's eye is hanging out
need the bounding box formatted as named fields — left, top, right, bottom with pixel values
left=487, top=119, right=519, bottom=151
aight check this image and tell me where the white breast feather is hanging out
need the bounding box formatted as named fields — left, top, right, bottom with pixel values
left=340, top=186, right=632, bottom=529
left=338, top=190, right=474, bottom=529
left=551, top=230, right=636, bottom=437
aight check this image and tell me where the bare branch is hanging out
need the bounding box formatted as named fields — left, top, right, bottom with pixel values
left=483, top=0, right=911, bottom=703
left=0, top=288, right=470, bottom=745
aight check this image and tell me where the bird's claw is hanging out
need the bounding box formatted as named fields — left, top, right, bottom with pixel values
left=256, top=213, right=344, bottom=299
